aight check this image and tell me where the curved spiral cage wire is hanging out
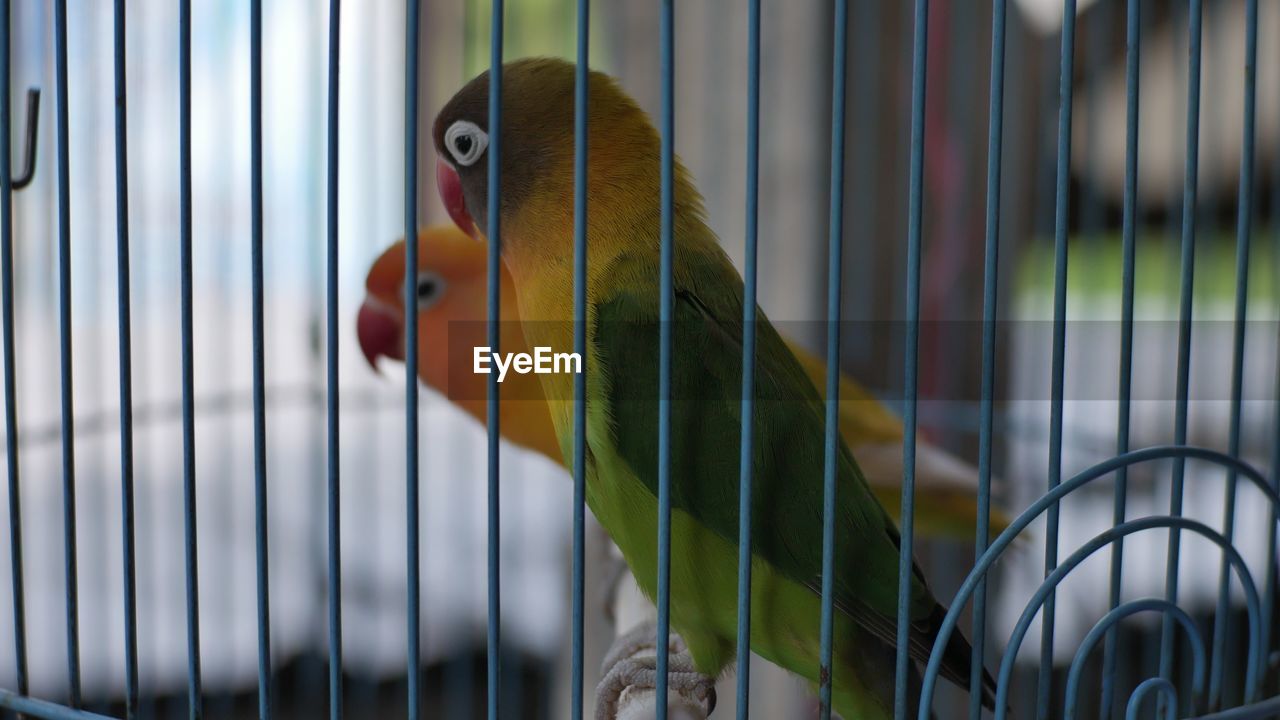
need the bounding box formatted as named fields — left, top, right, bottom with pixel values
left=0, top=0, right=1279, bottom=719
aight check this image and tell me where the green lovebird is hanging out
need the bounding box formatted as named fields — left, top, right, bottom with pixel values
left=432, top=58, right=996, bottom=718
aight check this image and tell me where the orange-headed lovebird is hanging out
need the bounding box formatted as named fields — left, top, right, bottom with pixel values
left=425, top=59, right=996, bottom=717
left=357, top=225, right=1012, bottom=544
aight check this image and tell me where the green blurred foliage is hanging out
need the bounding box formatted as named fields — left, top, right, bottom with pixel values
left=1016, top=232, right=1280, bottom=320
left=461, top=0, right=611, bottom=81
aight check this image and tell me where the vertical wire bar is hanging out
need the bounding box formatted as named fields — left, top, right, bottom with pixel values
left=446, top=14, right=476, bottom=717
left=178, top=0, right=204, bottom=715
left=654, top=0, right=675, bottom=715
left=485, top=1, right=503, bottom=718
left=1100, top=0, right=1142, bottom=715
left=1265, top=352, right=1280, bottom=684
left=570, top=0, right=588, bottom=716
left=734, top=0, right=762, bottom=715
left=113, top=0, right=140, bottom=715
left=446, top=10, right=475, bottom=719
left=0, top=0, right=28, bottom=699
left=1040, top=2, right=1077, bottom=716
left=402, top=0, right=422, bottom=716
left=1160, top=2, right=1203, bottom=698
left=817, top=1, right=849, bottom=718
left=894, top=0, right=927, bottom=717
left=249, top=0, right=273, bottom=716
left=326, top=0, right=343, bottom=717
left=1265, top=108, right=1280, bottom=691
left=968, top=0, right=1006, bottom=717
left=1207, top=0, right=1258, bottom=709
left=53, top=0, right=81, bottom=706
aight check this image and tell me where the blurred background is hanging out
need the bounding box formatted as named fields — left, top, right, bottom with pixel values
left=0, top=0, right=1278, bottom=717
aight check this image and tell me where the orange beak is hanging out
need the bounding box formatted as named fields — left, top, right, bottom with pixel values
left=356, top=299, right=403, bottom=371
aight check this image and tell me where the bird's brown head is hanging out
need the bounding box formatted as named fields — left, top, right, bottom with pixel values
left=432, top=58, right=692, bottom=265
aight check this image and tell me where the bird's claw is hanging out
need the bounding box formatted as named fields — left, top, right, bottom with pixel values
left=595, top=622, right=717, bottom=719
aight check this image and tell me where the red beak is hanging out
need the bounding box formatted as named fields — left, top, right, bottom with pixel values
left=356, top=300, right=403, bottom=371
left=436, top=159, right=478, bottom=239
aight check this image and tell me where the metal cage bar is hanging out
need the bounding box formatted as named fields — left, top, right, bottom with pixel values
left=818, top=0, right=850, bottom=717
left=570, top=0, right=589, bottom=717
left=970, top=0, right=1007, bottom=716
left=0, top=691, right=115, bottom=720
left=1000, top=517, right=1258, bottom=717
left=486, top=1, right=504, bottom=717
left=402, top=0, right=422, bottom=716
left=0, top=0, right=28, bottom=702
left=1208, top=0, right=1259, bottom=709
left=895, top=0, right=927, bottom=716
left=1268, top=59, right=1280, bottom=683
left=1042, top=0, right=1079, bottom=715
left=0, top=3, right=1277, bottom=719
left=921, top=444, right=1278, bottom=717
left=1266, top=364, right=1280, bottom=685
left=1161, top=2, right=1204, bottom=702
left=112, top=0, right=140, bottom=716
left=53, top=0, right=81, bottom=705
left=734, top=0, right=762, bottom=715
left=1066, top=599, right=1207, bottom=720
left=1101, top=0, right=1143, bottom=714
left=177, top=1, right=205, bottom=715
left=325, top=0, right=344, bottom=717
left=249, top=0, right=273, bottom=716
left=654, top=0, right=675, bottom=715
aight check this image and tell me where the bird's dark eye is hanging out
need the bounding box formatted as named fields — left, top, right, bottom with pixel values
left=413, top=271, right=446, bottom=310
left=444, top=120, right=488, bottom=167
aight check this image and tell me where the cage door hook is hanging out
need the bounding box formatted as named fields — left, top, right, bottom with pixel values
left=10, top=88, right=39, bottom=190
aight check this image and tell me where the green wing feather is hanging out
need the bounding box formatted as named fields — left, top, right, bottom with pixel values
left=593, top=245, right=995, bottom=704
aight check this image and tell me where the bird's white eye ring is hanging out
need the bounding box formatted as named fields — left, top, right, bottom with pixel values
left=413, top=270, right=447, bottom=311
left=444, top=120, right=488, bottom=167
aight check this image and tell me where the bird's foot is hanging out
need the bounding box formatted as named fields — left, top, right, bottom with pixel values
left=595, top=621, right=717, bottom=720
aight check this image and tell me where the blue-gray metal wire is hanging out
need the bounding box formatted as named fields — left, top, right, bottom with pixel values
left=1265, top=358, right=1280, bottom=695
left=571, top=0, right=588, bottom=717
left=734, top=0, right=761, bottom=715
left=326, top=0, right=343, bottom=717
left=1268, top=97, right=1280, bottom=683
left=0, top=0, right=28, bottom=702
left=113, top=0, right=140, bottom=716
left=249, top=1, right=273, bottom=716
left=178, top=0, right=205, bottom=715
left=1042, top=1, right=1077, bottom=715
left=53, top=0, right=81, bottom=706
left=817, top=1, right=849, bottom=717
left=969, top=0, right=1006, bottom=716
left=654, top=0, right=675, bottom=715
left=995, top=516, right=1258, bottom=718
left=1064, top=599, right=1206, bottom=720
left=1195, top=697, right=1280, bottom=720
left=0, top=690, right=117, bottom=720
left=919, top=444, right=1278, bottom=718
left=486, top=1, right=503, bottom=717
left=1100, top=0, right=1142, bottom=715
left=8, top=88, right=34, bottom=192
left=895, top=0, right=926, bottom=716
left=1162, top=3, right=1204, bottom=701
left=1209, top=0, right=1258, bottom=709
left=402, top=0, right=422, bottom=716
left=1128, top=678, right=1179, bottom=720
